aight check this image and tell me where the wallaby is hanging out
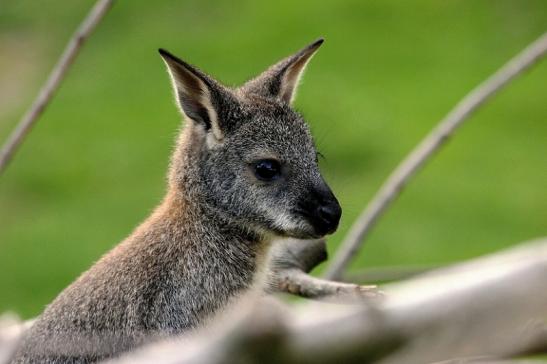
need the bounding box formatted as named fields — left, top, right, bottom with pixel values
left=12, top=38, right=341, bottom=363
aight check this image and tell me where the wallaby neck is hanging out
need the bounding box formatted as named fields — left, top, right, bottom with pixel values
left=124, top=186, right=271, bottom=332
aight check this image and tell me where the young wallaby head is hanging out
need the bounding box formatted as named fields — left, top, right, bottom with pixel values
left=159, top=39, right=341, bottom=240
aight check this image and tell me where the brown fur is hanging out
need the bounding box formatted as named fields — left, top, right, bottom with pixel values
left=12, top=39, right=341, bottom=363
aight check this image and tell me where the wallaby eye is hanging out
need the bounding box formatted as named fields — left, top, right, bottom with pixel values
left=252, top=159, right=281, bottom=181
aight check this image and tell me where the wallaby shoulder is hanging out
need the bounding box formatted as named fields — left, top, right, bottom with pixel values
left=14, top=190, right=268, bottom=363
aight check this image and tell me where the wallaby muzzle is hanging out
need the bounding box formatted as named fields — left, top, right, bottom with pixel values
left=296, top=182, right=342, bottom=237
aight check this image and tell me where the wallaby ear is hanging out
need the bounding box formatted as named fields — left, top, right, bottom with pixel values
left=242, top=38, right=324, bottom=104
left=159, top=49, right=225, bottom=140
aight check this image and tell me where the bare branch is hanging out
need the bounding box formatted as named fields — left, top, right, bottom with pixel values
left=3, top=239, right=546, bottom=363
left=0, top=0, right=116, bottom=176
left=344, top=264, right=436, bottom=283
left=380, top=237, right=547, bottom=363
left=104, top=238, right=547, bottom=364
left=266, top=239, right=382, bottom=301
left=324, top=31, right=547, bottom=280
left=434, top=359, right=544, bottom=364
left=274, top=268, right=380, bottom=302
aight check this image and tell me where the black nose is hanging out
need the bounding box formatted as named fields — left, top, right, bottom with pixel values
left=296, top=182, right=342, bottom=237
left=316, top=202, right=342, bottom=235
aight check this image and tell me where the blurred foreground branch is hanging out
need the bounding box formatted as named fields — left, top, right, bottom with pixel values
left=99, top=237, right=547, bottom=364
left=344, top=264, right=436, bottom=283
left=0, top=0, right=115, bottom=176
left=2, top=238, right=546, bottom=363
left=324, top=31, right=547, bottom=280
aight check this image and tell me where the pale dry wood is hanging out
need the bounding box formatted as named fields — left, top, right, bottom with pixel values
left=103, top=238, right=547, bottom=364
left=0, top=0, right=116, bottom=175
left=324, top=31, right=547, bottom=280
left=433, top=359, right=544, bottom=364
left=4, top=243, right=544, bottom=364
left=344, top=264, right=436, bottom=283
left=274, top=268, right=380, bottom=301
left=2, top=239, right=546, bottom=363
left=266, top=238, right=382, bottom=301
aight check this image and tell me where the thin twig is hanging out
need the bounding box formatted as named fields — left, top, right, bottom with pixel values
left=324, top=31, right=547, bottom=280
left=275, top=268, right=381, bottom=302
left=266, top=239, right=382, bottom=301
left=0, top=0, right=116, bottom=176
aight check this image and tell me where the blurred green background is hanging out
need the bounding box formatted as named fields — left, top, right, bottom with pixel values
left=0, top=1, right=546, bottom=318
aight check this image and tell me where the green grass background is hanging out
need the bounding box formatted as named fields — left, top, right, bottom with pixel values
left=0, top=0, right=545, bottom=318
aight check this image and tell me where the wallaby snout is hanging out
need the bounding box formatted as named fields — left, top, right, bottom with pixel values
left=295, top=182, right=341, bottom=237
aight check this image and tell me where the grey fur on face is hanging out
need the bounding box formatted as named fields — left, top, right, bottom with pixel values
left=11, top=39, right=341, bottom=364
left=163, top=38, right=341, bottom=239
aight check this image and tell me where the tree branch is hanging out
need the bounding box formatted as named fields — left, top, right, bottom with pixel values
left=103, top=237, right=547, bottom=364
left=266, top=238, right=382, bottom=301
left=274, top=268, right=380, bottom=301
left=3, top=238, right=546, bottom=364
left=0, top=0, right=116, bottom=176
left=324, top=31, right=547, bottom=280
left=344, top=264, right=435, bottom=283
